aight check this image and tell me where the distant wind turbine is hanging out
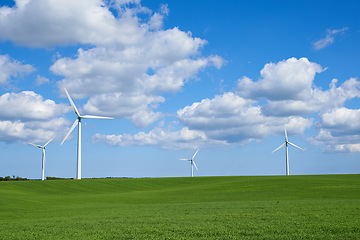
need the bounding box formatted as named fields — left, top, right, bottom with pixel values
left=29, top=136, right=55, bottom=181
left=180, top=149, right=199, bottom=177
left=272, top=129, right=305, bottom=176
left=61, top=88, right=113, bottom=180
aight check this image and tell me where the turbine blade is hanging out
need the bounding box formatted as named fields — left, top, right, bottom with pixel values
left=61, top=119, right=79, bottom=145
left=272, top=142, right=286, bottom=153
left=288, top=142, right=305, bottom=151
left=81, top=115, right=113, bottom=119
left=285, top=128, right=288, bottom=142
left=64, top=88, right=81, bottom=117
left=28, top=142, right=42, bottom=148
left=192, top=149, right=199, bottom=160
left=179, top=159, right=191, bottom=161
left=193, top=160, right=199, bottom=171
left=44, top=136, right=55, bottom=147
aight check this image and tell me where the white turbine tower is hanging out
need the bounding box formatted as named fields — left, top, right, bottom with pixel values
left=61, top=88, right=113, bottom=180
left=29, top=136, right=55, bottom=181
left=180, top=149, right=199, bottom=177
left=272, top=129, right=305, bottom=176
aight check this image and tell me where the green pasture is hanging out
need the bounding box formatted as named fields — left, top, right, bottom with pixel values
left=0, top=175, right=359, bottom=239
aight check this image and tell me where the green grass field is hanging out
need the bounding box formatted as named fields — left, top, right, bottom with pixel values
left=1, top=175, right=359, bottom=239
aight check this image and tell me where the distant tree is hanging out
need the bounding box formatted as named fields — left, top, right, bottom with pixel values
left=0, top=176, right=28, bottom=181
left=46, top=176, right=70, bottom=180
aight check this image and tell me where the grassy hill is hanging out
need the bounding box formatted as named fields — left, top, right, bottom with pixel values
left=1, top=175, right=359, bottom=239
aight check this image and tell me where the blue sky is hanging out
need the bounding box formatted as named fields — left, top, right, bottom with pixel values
left=0, top=0, right=359, bottom=179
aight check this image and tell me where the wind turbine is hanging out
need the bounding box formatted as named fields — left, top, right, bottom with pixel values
left=28, top=136, right=55, bottom=181
left=61, top=88, right=113, bottom=180
left=180, top=149, right=199, bottom=177
left=272, top=129, right=305, bottom=176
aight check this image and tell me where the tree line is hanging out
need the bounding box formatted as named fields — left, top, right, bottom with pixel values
left=0, top=175, right=28, bottom=181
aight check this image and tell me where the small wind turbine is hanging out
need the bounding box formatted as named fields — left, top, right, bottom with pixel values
left=28, top=136, right=55, bottom=181
left=180, top=149, right=199, bottom=177
left=272, top=129, right=305, bottom=176
left=61, top=88, right=113, bottom=180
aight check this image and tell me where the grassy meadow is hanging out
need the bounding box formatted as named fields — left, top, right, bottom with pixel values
left=0, top=174, right=359, bottom=239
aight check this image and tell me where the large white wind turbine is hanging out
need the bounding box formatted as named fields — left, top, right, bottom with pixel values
left=272, top=129, right=305, bottom=176
left=180, top=149, right=199, bottom=177
left=29, top=136, right=55, bottom=181
left=61, top=88, right=113, bottom=180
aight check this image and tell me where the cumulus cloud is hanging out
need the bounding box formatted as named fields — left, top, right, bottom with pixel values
left=92, top=127, right=227, bottom=150
left=0, top=0, right=146, bottom=47
left=307, top=106, right=360, bottom=153
left=93, top=56, right=360, bottom=150
left=236, top=58, right=360, bottom=118
left=0, top=91, right=70, bottom=143
left=1, top=0, right=225, bottom=133
left=309, top=128, right=360, bottom=153
left=313, top=27, right=349, bottom=50
left=173, top=58, right=360, bottom=149
left=0, top=91, right=69, bottom=121
left=0, top=118, right=69, bottom=143
left=52, top=44, right=218, bottom=98
left=145, top=56, right=223, bottom=93
left=261, top=78, right=360, bottom=116
left=177, top=92, right=313, bottom=144
left=0, top=54, right=35, bottom=85
left=43, top=1, right=223, bottom=128
left=237, top=57, right=324, bottom=101
left=82, top=92, right=165, bottom=127
left=317, top=108, right=360, bottom=136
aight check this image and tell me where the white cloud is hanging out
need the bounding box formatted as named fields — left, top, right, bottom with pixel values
left=0, top=121, right=27, bottom=141
left=147, top=4, right=169, bottom=30
left=0, top=91, right=69, bottom=121
left=309, top=107, right=360, bottom=152
left=313, top=27, right=349, bottom=50
left=0, top=54, right=35, bottom=85
left=237, top=57, right=324, bottom=101
left=0, top=0, right=147, bottom=47
left=52, top=46, right=219, bottom=98
left=178, top=92, right=255, bottom=124
left=92, top=127, right=227, bottom=149
left=309, top=129, right=360, bottom=153
left=174, top=57, right=359, bottom=148
left=261, top=78, right=360, bottom=116
left=317, top=107, right=360, bottom=136
left=82, top=92, right=165, bottom=127
left=1, top=0, right=224, bottom=128
left=128, top=111, right=164, bottom=128
left=43, top=2, right=224, bottom=128
left=0, top=91, right=70, bottom=143
left=330, top=144, right=360, bottom=153
left=35, top=75, right=50, bottom=85
left=177, top=92, right=313, bottom=144
left=0, top=118, right=69, bottom=143
left=94, top=56, right=359, bottom=150
left=236, top=58, right=360, bottom=118
left=145, top=56, right=223, bottom=93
